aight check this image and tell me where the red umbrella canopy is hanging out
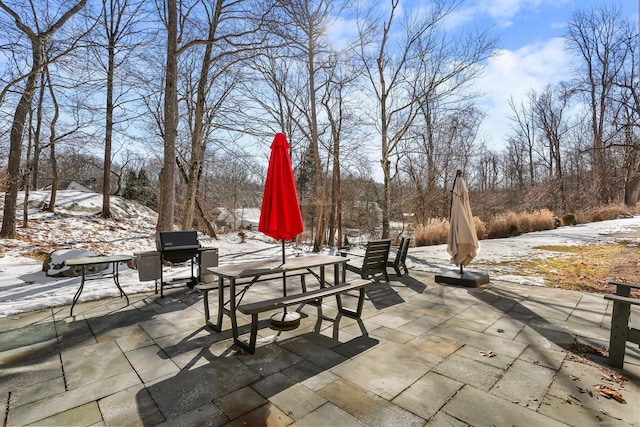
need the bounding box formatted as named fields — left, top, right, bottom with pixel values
left=258, top=133, right=304, bottom=241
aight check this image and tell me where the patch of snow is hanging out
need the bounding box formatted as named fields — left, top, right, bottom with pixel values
left=2, top=190, right=640, bottom=317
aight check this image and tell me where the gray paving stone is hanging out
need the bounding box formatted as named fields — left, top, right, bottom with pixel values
left=0, top=320, right=56, bottom=353
left=392, top=371, right=463, bottom=420
left=157, top=402, right=228, bottom=427
left=279, top=333, right=348, bottom=369
left=145, top=356, right=261, bottom=420
left=7, top=371, right=141, bottom=425
left=0, top=309, right=53, bottom=331
left=433, top=353, right=504, bottom=391
left=519, top=345, right=567, bottom=370
left=397, top=314, right=448, bottom=336
left=125, top=344, right=181, bottom=383
left=425, top=411, right=471, bottom=426
left=441, top=315, right=489, bottom=332
left=61, top=340, right=133, bottom=389
left=239, top=342, right=304, bottom=377
left=491, top=358, right=556, bottom=409
left=431, top=323, right=527, bottom=358
left=442, top=385, right=568, bottom=427
left=453, top=344, right=516, bottom=370
left=370, top=325, right=415, bottom=343
left=98, top=384, right=165, bottom=426
left=409, top=333, right=463, bottom=358
left=24, top=401, right=102, bottom=426
left=319, top=379, right=425, bottom=427
left=547, top=358, right=640, bottom=424
left=255, top=372, right=327, bottom=420
left=484, top=313, right=528, bottom=339
left=96, top=324, right=155, bottom=352
left=291, top=402, right=367, bottom=427
left=0, top=392, right=6, bottom=422
left=454, top=304, right=505, bottom=326
left=539, top=393, right=633, bottom=426
left=514, top=323, right=575, bottom=352
left=1, top=353, right=62, bottom=394
left=215, top=386, right=267, bottom=420
left=223, top=402, right=293, bottom=426
left=283, top=361, right=340, bottom=392
left=9, top=375, right=65, bottom=409
left=331, top=340, right=441, bottom=399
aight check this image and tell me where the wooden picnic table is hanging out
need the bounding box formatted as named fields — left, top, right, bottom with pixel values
left=205, top=254, right=363, bottom=352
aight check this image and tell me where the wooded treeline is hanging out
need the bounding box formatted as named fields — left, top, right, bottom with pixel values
left=0, top=1, right=638, bottom=249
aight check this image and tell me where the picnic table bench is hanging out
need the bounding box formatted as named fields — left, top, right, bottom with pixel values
left=237, top=278, right=372, bottom=353
left=604, top=280, right=640, bottom=368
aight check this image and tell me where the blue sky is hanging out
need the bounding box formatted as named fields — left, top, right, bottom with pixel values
left=466, top=0, right=638, bottom=150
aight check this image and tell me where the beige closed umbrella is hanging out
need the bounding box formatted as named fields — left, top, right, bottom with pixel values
left=447, top=170, right=478, bottom=272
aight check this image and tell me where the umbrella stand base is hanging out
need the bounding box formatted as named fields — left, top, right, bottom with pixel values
left=270, top=311, right=301, bottom=328
left=435, top=270, right=490, bottom=288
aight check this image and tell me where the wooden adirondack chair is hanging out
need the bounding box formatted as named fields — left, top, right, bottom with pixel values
left=340, top=239, right=391, bottom=282
left=388, top=236, right=411, bottom=276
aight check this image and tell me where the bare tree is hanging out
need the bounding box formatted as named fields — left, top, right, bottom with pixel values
left=0, top=0, right=87, bottom=239
left=565, top=4, right=629, bottom=204
left=532, top=84, right=575, bottom=212
left=506, top=95, right=538, bottom=188
left=97, top=0, right=147, bottom=219
left=358, top=0, right=496, bottom=238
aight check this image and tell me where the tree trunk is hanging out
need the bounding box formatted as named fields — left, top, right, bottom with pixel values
left=0, top=45, right=41, bottom=238
left=183, top=15, right=216, bottom=230
left=102, top=35, right=115, bottom=219
left=157, top=0, right=178, bottom=232
left=45, top=65, right=59, bottom=213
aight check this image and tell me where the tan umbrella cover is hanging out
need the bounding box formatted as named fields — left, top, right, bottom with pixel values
left=447, top=175, right=478, bottom=267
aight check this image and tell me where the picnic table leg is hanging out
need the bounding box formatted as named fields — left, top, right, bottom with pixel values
left=70, top=265, right=87, bottom=316
left=609, top=286, right=632, bottom=368
left=207, top=277, right=225, bottom=331
left=112, top=261, right=129, bottom=306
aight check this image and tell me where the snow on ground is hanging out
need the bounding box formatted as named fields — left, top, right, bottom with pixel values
left=1, top=190, right=640, bottom=317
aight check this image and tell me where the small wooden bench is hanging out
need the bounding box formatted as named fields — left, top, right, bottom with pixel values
left=604, top=280, right=640, bottom=368
left=236, top=278, right=373, bottom=353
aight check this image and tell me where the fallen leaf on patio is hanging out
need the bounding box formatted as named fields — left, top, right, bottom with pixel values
left=600, top=371, right=627, bottom=385
left=595, top=384, right=626, bottom=403
left=569, top=341, right=608, bottom=358
left=479, top=350, right=496, bottom=357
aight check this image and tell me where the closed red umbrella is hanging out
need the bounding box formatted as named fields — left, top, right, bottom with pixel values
left=258, top=133, right=304, bottom=259
left=258, top=133, right=304, bottom=326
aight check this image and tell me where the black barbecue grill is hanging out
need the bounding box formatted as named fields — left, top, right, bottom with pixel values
left=156, top=231, right=201, bottom=296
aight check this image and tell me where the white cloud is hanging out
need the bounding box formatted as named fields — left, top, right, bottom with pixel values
left=477, top=37, right=573, bottom=149
left=448, top=0, right=572, bottom=29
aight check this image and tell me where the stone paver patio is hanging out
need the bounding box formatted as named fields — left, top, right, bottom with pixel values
left=1, top=269, right=638, bottom=426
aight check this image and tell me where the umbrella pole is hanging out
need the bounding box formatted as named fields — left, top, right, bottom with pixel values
left=282, top=239, right=287, bottom=311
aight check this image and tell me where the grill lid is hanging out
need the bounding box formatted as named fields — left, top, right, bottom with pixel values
left=156, top=231, right=200, bottom=263
left=156, top=231, right=199, bottom=251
